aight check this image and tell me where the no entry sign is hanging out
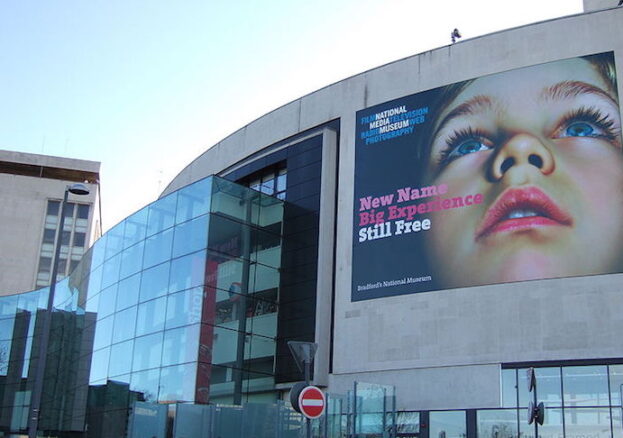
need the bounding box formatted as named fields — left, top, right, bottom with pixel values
left=291, top=385, right=326, bottom=419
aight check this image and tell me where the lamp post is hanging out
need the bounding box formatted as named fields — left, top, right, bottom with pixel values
left=28, top=183, right=90, bottom=438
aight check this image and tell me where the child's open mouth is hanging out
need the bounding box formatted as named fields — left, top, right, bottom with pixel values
left=475, top=186, right=573, bottom=239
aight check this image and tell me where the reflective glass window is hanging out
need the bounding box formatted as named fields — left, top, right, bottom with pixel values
left=172, top=215, right=209, bottom=258
left=77, top=204, right=90, bottom=220
left=613, top=406, right=622, bottom=438
left=477, top=410, right=517, bottom=438
left=89, top=347, right=110, bottom=384
left=90, top=236, right=107, bottom=269
left=116, top=273, right=140, bottom=311
left=501, top=369, right=517, bottom=408
left=175, top=177, right=212, bottom=224
left=169, top=250, right=206, bottom=294
left=93, top=315, right=114, bottom=350
left=159, top=362, right=197, bottom=403
left=131, top=368, right=160, bottom=403
left=609, top=365, right=623, bottom=407
left=0, top=318, right=15, bottom=340
left=112, top=305, right=138, bottom=343
left=105, top=221, right=125, bottom=259
left=73, top=232, right=86, bottom=248
left=563, top=366, right=609, bottom=407
left=430, top=411, right=466, bottom=438
left=136, top=297, right=167, bottom=336
left=564, top=408, right=612, bottom=438
left=101, top=253, right=122, bottom=289
left=147, top=194, right=178, bottom=237
left=520, top=407, right=563, bottom=438
left=133, top=332, right=164, bottom=372
left=165, top=287, right=203, bottom=329
left=396, top=411, right=420, bottom=435
left=162, top=325, right=200, bottom=367
left=211, top=326, right=239, bottom=366
left=143, top=228, right=174, bottom=269
left=109, top=339, right=134, bottom=377
left=42, top=228, right=55, bottom=244
left=120, top=241, right=145, bottom=279
left=139, top=262, right=170, bottom=303
left=47, top=200, right=60, bottom=216
left=97, top=284, right=117, bottom=320
left=537, top=367, right=562, bottom=407
left=123, top=206, right=148, bottom=249
left=87, top=265, right=103, bottom=299
left=0, top=296, right=18, bottom=317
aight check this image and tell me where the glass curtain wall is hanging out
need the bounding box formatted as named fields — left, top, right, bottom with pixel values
left=0, top=175, right=285, bottom=437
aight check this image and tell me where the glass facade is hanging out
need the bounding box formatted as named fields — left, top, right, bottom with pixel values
left=0, top=176, right=284, bottom=437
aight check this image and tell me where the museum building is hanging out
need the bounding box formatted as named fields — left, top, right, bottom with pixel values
left=2, top=1, right=623, bottom=437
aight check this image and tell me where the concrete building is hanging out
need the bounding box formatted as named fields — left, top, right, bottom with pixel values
left=1, top=2, right=623, bottom=437
left=0, top=150, right=101, bottom=295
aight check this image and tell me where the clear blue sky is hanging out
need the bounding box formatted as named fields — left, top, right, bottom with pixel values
left=0, top=0, right=583, bottom=231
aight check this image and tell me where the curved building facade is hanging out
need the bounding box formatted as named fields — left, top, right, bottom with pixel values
left=1, top=4, right=623, bottom=437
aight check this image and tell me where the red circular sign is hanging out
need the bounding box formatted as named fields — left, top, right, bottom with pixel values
left=298, top=386, right=326, bottom=419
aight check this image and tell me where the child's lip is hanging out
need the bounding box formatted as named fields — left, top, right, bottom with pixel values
left=475, top=186, right=573, bottom=239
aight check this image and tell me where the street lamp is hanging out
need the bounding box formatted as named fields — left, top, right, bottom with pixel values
left=28, top=183, right=90, bottom=438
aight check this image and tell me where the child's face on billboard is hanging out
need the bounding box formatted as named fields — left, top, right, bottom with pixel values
left=424, top=57, right=623, bottom=287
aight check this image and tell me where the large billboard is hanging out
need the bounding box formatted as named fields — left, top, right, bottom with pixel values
left=352, top=52, right=622, bottom=301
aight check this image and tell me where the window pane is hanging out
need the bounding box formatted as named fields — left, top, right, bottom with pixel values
left=101, top=253, right=121, bottom=289
left=430, top=411, right=466, bottom=438
left=38, top=256, right=52, bottom=274
left=93, top=315, right=114, bottom=350
left=123, top=206, right=148, bottom=249
left=47, top=200, right=60, bottom=216
left=42, top=228, right=56, bottom=244
left=109, top=340, right=134, bottom=377
left=77, top=204, right=90, bottom=219
left=130, top=368, right=160, bottom=403
left=97, top=284, right=117, bottom=320
left=169, top=251, right=206, bottom=294
left=73, top=232, right=86, bottom=248
left=564, top=408, right=612, bottom=438
left=105, top=221, right=125, bottom=259
left=139, top=262, right=170, bottom=303
left=537, top=367, right=562, bottom=407
left=147, top=194, right=178, bottom=237
left=172, top=215, right=209, bottom=258
left=133, top=332, right=163, bottom=372
left=120, top=241, right=145, bottom=279
left=112, top=305, right=138, bottom=343
left=159, top=363, right=197, bottom=403
left=136, top=297, right=166, bottom=336
left=609, top=365, right=623, bottom=407
left=520, top=407, right=563, bottom=438
left=502, top=369, right=517, bottom=408
left=563, top=366, right=609, bottom=407
left=162, top=325, right=200, bottom=367
left=116, top=273, right=140, bottom=311
left=165, top=288, right=203, bottom=330
left=175, top=177, right=212, bottom=224
left=143, top=228, right=173, bottom=269
left=89, top=347, right=110, bottom=384
left=477, top=410, right=517, bottom=438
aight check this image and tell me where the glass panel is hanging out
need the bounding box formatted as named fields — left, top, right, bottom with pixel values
left=105, top=221, right=125, bottom=259
left=136, top=297, right=167, bottom=336
left=564, top=366, right=609, bottom=407
left=87, top=265, right=103, bottom=299
left=396, top=411, right=420, bottom=435
left=130, top=368, right=160, bottom=402
left=537, top=367, right=562, bottom=407
left=147, top=194, right=178, bottom=237
left=430, top=411, right=466, bottom=438
left=0, top=317, right=15, bottom=340
left=519, top=407, right=562, bottom=438
left=73, top=232, right=86, bottom=247
left=175, top=177, right=212, bottom=224
left=502, top=369, right=517, bottom=408
left=123, top=206, right=148, bottom=249
left=109, top=339, right=134, bottom=377
left=609, top=365, right=623, bottom=407
left=77, top=204, right=90, bottom=219
left=47, top=200, right=60, bottom=216
left=112, top=305, right=138, bottom=343
left=42, top=228, right=56, bottom=244
left=169, top=250, right=206, bottom=294
left=612, top=406, right=622, bottom=438
left=97, top=284, right=117, bottom=320
left=133, top=332, right=164, bottom=372
left=139, top=262, right=170, bottom=303
left=120, top=241, right=145, bottom=279
left=172, top=214, right=209, bottom=258
left=564, top=408, right=612, bottom=438
left=477, top=410, right=517, bottom=438
left=89, top=347, right=110, bottom=383
left=101, top=253, right=121, bottom=289
left=90, top=235, right=107, bottom=269
left=116, top=273, right=140, bottom=311
left=162, top=325, right=200, bottom=367
left=165, top=287, right=204, bottom=329
left=93, top=315, right=114, bottom=350
left=158, top=362, right=197, bottom=403
left=0, top=295, right=18, bottom=317
left=143, top=228, right=174, bottom=269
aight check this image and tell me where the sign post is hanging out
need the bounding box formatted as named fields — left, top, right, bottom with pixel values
left=288, top=341, right=320, bottom=438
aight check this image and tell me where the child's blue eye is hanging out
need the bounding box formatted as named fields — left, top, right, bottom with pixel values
left=455, top=139, right=489, bottom=156
left=565, top=121, right=595, bottom=137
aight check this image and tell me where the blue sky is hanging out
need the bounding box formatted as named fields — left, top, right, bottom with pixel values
left=0, top=0, right=583, bottom=231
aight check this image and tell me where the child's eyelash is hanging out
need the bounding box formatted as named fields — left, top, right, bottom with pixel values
left=559, top=106, right=620, bottom=139
left=437, top=127, right=492, bottom=165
